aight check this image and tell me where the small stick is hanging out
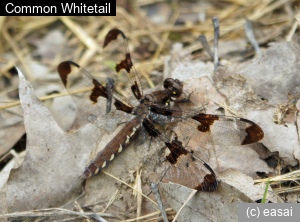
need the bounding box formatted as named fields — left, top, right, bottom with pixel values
left=150, top=183, right=168, bottom=222
left=172, top=189, right=197, bottom=222
left=146, top=165, right=172, bottom=196
left=81, top=200, right=107, bottom=209
left=244, top=19, right=262, bottom=56
left=212, top=17, right=220, bottom=74
left=136, top=169, right=143, bottom=221
left=74, top=201, right=91, bottom=222
left=198, top=35, right=214, bottom=59
left=0, top=208, right=114, bottom=220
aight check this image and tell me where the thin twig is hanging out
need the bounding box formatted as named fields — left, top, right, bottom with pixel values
left=136, top=169, right=143, bottom=221
left=2, top=28, right=33, bottom=79
left=198, top=35, right=222, bottom=67
left=74, top=201, right=91, bottom=222
left=125, top=208, right=174, bottom=222
left=244, top=19, right=262, bottom=56
left=198, top=35, right=214, bottom=58
left=212, top=17, right=220, bottom=75
left=0, top=86, right=93, bottom=110
left=150, top=183, right=168, bottom=222
left=82, top=200, right=107, bottom=209
left=0, top=208, right=114, bottom=220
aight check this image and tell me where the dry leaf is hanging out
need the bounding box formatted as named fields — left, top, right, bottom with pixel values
left=2, top=68, right=103, bottom=213
left=159, top=181, right=254, bottom=222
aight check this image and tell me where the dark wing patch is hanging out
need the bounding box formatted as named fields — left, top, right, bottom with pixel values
left=114, top=99, right=133, bottom=114
left=165, top=140, right=188, bottom=164
left=142, top=118, right=161, bottom=138
left=150, top=105, right=183, bottom=118
left=240, top=118, right=264, bottom=145
left=103, top=29, right=126, bottom=48
left=194, top=163, right=218, bottom=192
left=57, top=61, right=132, bottom=131
left=163, top=139, right=218, bottom=192
left=90, top=79, right=108, bottom=104
left=57, top=61, right=79, bottom=86
left=192, top=113, right=219, bottom=133
left=154, top=109, right=264, bottom=146
left=116, top=53, right=133, bottom=73
left=102, top=29, right=143, bottom=102
left=131, top=81, right=143, bottom=100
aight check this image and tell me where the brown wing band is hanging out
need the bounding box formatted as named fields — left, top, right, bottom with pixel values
left=192, top=113, right=219, bottom=133
left=131, top=81, right=142, bottom=100
left=57, top=61, right=80, bottom=86
left=194, top=163, right=218, bottom=192
left=142, top=118, right=161, bottom=138
left=240, top=118, right=264, bottom=145
left=114, top=99, right=133, bottom=113
left=90, top=79, right=108, bottom=104
left=103, top=29, right=126, bottom=48
left=165, top=141, right=188, bottom=164
left=116, top=53, right=133, bottom=73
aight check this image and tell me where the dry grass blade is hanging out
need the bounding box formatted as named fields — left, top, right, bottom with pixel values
left=22, top=17, right=58, bottom=31
left=59, top=16, right=98, bottom=52
left=125, top=208, right=174, bottom=222
left=0, top=16, right=6, bottom=33
left=0, top=48, right=29, bottom=78
left=286, top=13, right=300, bottom=41
left=102, top=189, right=119, bottom=213
left=2, top=28, right=33, bottom=79
left=74, top=201, right=91, bottom=222
left=0, top=86, right=93, bottom=110
left=102, top=170, right=158, bottom=207
left=172, top=190, right=198, bottom=222
left=152, top=9, right=181, bottom=61
left=0, top=208, right=115, bottom=221
left=135, top=169, right=143, bottom=221
left=254, top=170, right=300, bottom=194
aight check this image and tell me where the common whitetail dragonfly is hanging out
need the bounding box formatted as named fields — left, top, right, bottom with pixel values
left=57, top=29, right=264, bottom=192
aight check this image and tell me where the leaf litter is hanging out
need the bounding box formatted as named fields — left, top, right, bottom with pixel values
left=1, top=3, right=300, bottom=221
left=2, top=40, right=299, bottom=221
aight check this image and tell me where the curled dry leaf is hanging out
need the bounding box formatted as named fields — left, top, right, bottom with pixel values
left=2, top=68, right=103, bottom=213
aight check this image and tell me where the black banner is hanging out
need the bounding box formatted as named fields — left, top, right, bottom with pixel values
left=1, top=1, right=116, bottom=16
